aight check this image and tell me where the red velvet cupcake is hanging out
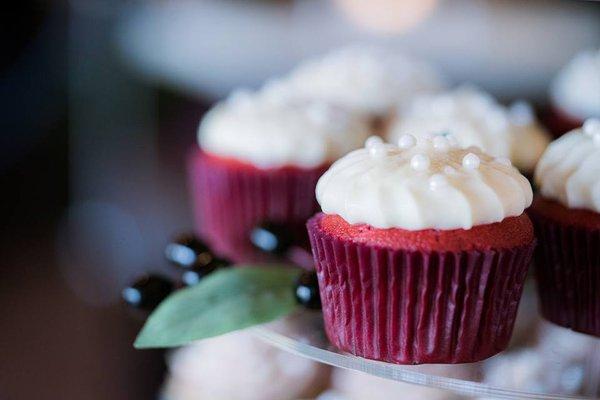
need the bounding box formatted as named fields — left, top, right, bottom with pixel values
left=530, top=121, right=600, bottom=337
left=546, top=49, right=600, bottom=137
left=189, top=89, right=371, bottom=262
left=307, top=135, right=536, bottom=364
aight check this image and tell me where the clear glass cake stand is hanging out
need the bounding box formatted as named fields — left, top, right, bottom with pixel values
left=254, top=285, right=600, bottom=400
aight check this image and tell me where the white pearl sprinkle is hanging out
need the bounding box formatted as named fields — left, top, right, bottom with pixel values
left=429, top=174, right=447, bottom=190
left=494, top=157, right=512, bottom=167
left=583, top=118, right=600, bottom=136
left=397, top=134, right=416, bottom=149
left=368, top=142, right=387, bottom=158
left=593, top=133, right=600, bottom=147
left=443, top=166, right=457, bottom=175
left=410, top=154, right=430, bottom=171
left=365, top=135, right=384, bottom=149
left=462, top=153, right=481, bottom=170
left=432, top=136, right=450, bottom=152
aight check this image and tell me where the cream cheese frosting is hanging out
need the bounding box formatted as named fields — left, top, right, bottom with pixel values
left=534, top=119, right=600, bottom=213
left=316, top=135, right=533, bottom=230
left=550, top=49, right=600, bottom=121
left=198, top=88, right=371, bottom=169
left=388, top=87, right=550, bottom=172
left=286, top=46, right=444, bottom=116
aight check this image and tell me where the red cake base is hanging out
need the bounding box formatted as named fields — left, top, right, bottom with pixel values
left=188, top=149, right=327, bottom=263
left=307, top=213, right=535, bottom=364
left=529, top=197, right=600, bottom=337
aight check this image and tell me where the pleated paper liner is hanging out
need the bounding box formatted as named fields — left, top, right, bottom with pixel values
left=542, top=105, right=583, bottom=138
left=188, top=150, right=326, bottom=263
left=307, top=214, right=535, bottom=364
left=530, top=209, right=600, bottom=338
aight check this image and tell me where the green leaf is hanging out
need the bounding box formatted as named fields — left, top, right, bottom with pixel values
left=134, top=266, right=301, bottom=349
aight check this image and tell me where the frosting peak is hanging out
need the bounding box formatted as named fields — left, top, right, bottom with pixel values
left=550, top=49, right=600, bottom=120
left=198, top=89, right=371, bottom=169
left=389, top=86, right=550, bottom=172
left=316, top=136, right=532, bottom=230
left=535, top=121, right=600, bottom=213
left=286, top=46, right=444, bottom=115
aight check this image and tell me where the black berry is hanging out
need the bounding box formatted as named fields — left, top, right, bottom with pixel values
left=294, top=271, right=321, bottom=310
left=122, top=275, right=174, bottom=311
left=180, top=257, right=230, bottom=286
left=165, top=234, right=213, bottom=269
left=250, top=222, right=293, bottom=255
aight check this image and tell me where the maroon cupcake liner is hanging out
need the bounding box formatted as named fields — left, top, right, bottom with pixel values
left=188, top=150, right=327, bottom=263
left=542, top=106, right=583, bottom=138
left=530, top=211, right=600, bottom=337
left=307, top=215, right=535, bottom=364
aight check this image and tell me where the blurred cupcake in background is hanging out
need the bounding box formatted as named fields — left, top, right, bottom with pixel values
left=530, top=120, right=600, bottom=337
left=307, top=136, right=535, bottom=364
left=319, top=364, right=478, bottom=400
left=388, top=86, right=550, bottom=176
left=161, top=329, right=330, bottom=400
left=285, top=46, right=445, bottom=135
left=547, top=49, right=600, bottom=137
left=482, top=322, right=600, bottom=398
left=189, top=88, right=371, bottom=262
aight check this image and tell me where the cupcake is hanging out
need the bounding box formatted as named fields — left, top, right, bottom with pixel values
left=286, top=46, right=444, bottom=134
left=306, top=135, right=536, bottom=364
left=388, top=86, right=551, bottom=175
left=547, top=49, right=600, bottom=137
left=529, top=119, right=600, bottom=337
left=190, top=89, right=371, bottom=262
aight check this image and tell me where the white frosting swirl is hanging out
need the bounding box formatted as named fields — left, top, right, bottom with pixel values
left=316, top=136, right=532, bottom=230
left=535, top=120, right=600, bottom=213
left=550, top=49, right=600, bottom=120
left=388, top=87, right=550, bottom=172
left=198, top=89, right=371, bottom=169
left=286, top=46, right=444, bottom=116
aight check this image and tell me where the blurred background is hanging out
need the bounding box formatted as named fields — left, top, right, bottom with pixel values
left=1, top=0, right=599, bottom=399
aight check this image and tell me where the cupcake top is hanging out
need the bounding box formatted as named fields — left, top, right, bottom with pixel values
left=550, top=49, right=600, bottom=120
left=198, top=89, right=371, bottom=169
left=316, top=135, right=532, bottom=230
left=389, top=86, right=550, bottom=172
left=534, top=119, right=600, bottom=213
left=286, top=46, right=444, bottom=116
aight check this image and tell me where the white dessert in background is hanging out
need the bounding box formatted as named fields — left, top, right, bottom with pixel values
left=198, top=88, right=371, bottom=169
left=534, top=120, right=600, bottom=213
left=550, top=49, right=600, bottom=121
left=285, top=45, right=444, bottom=118
left=161, top=329, right=329, bottom=400
left=322, top=365, right=477, bottom=400
left=388, top=86, right=550, bottom=173
left=481, top=323, right=600, bottom=398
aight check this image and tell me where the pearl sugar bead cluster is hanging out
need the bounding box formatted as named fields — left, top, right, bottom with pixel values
left=363, top=133, right=517, bottom=192
left=365, top=133, right=486, bottom=173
